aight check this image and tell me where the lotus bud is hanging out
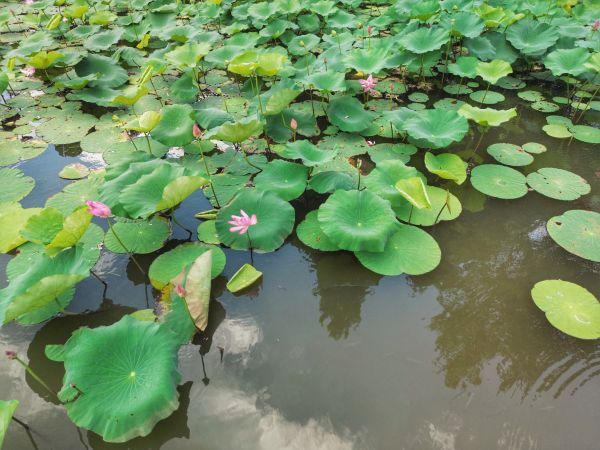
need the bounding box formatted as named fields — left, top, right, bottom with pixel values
left=331, top=30, right=337, bottom=37
left=193, top=123, right=202, bottom=138
left=593, top=20, right=599, bottom=31
left=357, top=22, right=363, bottom=29
left=290, top=118, right=298, bottom=130
left=300, top=40, right=305, bottom=47
left=367, top=25, right=372, bottom=35
left=5, top=351, right=17, bottom=360
left=216, top=87, right=222, bottom=95
left=175, top=285, right=187, bottom=297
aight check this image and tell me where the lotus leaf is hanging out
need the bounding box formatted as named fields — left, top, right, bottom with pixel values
left=547, top=210, right=600, bottom=262
left=0, top=400, right=18, bottom=448
left=476, top=59, right=512, bottom=85
left=544, top=48, right=590, bottom=77
left=424, top=152, right=467, bottom=184
left=296, top=210, right=339, bottom=251
left=470, top=164, right=528, bottom=199
left=486, top=143, right=534, bottom=167
left=226, top=264, right=263, bottom=293
left=404, top=109, right=468, bottom=149
left=458, top=104, right=517, bottom=126
left=393, top=186, right=462, bottom=226
left=327, top=96, right=376, bottom=133
left=203, top=116, right=264, bottom=143
left=400, top=26, right=449, bottom=54
left=0, top=168, right=35, bottom=203
left=527, top=168, right=590, bottom=201
left=104, top=216, right=171, bottom=254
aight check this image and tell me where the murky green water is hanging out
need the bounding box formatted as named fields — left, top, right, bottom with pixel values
left=1, top=90, right=599, bottom=449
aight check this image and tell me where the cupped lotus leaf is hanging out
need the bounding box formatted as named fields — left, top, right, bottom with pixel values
left=264, top=89, right=301, bottom=115
left=281, top=140, right=337, bottom=166
left=0, top=203, right=43, bottom=253
left=584, top=53, right=600, bottom=73
left=59, top=163, right=90, bottom=180
left=215, top=189, right=295, bottom=252
left=327, top=96, right=376, bottom=133
left=203, top=116, right=264, bottom=143
left=532, top=280, right=600, bottom=340
left=571, top=125, right=600, bottom=144
left=155, top=176, right=207, bottom=212
left=196, top=220, right=220, bottom=245
left=317, top=189, right=397, bottom=252
left=21, top=50, right=64, bottom=69
left=395, top=177, right=432, bottom=209
left=486, top=143, right=534, bottom=167
left=56, top=315, right=182, bottom=442
left=151, top=104, right=195, bottom=147
left=175, top=251, right=212, bottom=331
left=345, top=47, right=390, bottom=74
left=0, top=400, right=18, bottom=448
left=227, top=50, right=259, bottom=76
left=88, top=10, right=117, bottom=25
left=112, top=85, right=149, bottom=106
left=166, top=43, right=211, bottom=68
left=404, top=109, right=469, bottom=149
left=124, top=111, right=161, bottom=133
left=85, top=28, right=123, bottom=52
left=543, top=48, right=590, bottom=77
left=307, top=71, right=347, bottom=92
left=393, top=186, right=462, bottom=226
left=364, top=160, right=420, bottom=206
left=226, top=264, right=263, bottom=293
left=448, top=56, right=478, bottom=78
left=149, top=243, right=226, bottom=289
left=457, top=104, right=517, bottom=126
left=527, top=168, right=590, bottom=201
left=75, top=54, right=128, bottom=88
left=21, top=207, right=64, bottom=245
left=400, top=26, right=449, bottom=54
left=296, top=210, right=339, bottom=251
left=253, top=160, right=308, bottom=201
left=355, top=223, right=441, bottom=276
left=257, top=53, right=287, bottom=76
left=46, top=207, right=92, bottom=256
left=424, top=152, right=467, bottom=184
left=0, top=168, right=35, bottom=203
left=506, top=19, right=558, bottom=56
left=307, top=171, right=355, bottom=194
left=547, top=210, right=600, bottom=262
left=476, top=59, right=512, bottom=84
left=470, top=164, right=527, bottom=199
left=104, top=216, right=171, bottom=254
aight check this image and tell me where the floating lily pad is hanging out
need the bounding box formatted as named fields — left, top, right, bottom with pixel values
left=0, top=168, right=35, bottom=203
left=196, top=220, right=220, bottom=245
left=547, top=210, right=600, bottom=262
left=527, top=168, right=590, bottom=201
left=470, top=164, right=528, bottom=199
left=469, top=90, right=505, bottom=105
left=355, top=223, right=441, bottom=276
left=59, top=163, right=90, bottom=180
left=532, top=280, right=600, bottom=340
left=104, top=216, right=171, bottom=254
left=531, top=100, right=560, bottom=113
left=522, top=142, right=546, bottom=154
left=571, top=125, right=600, bottom=144
left=317, top=189, right=397, bottom=252
left=296, top=210, right=339, bottom=252
left=486, top=143, right=534, bottom=166
left=226, top=264, right=263, bottom=293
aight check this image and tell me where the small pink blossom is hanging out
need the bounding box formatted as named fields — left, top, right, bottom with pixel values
left=593, top=20, right=599, bottom=30
left=24, top=0, right=33, bottom=5
left=192, top=123, right=201, bottom=138
left=85, top=200, right=112, bottom=218
left=359, top=75, right=377, bottom=93
left=228, top=210, right=257, bottom=235
left=21, top=66, right=35, bottom=77
left=175, top=285, right=186, bottom=297
left=29, top=89, right=45, bottom=98
left=366, top=140, right=375, bottom=147
left=5, top=351, right=17, bottom=360
left=290, top=118, right=298, bottom=130
left=367, top=25, right=373, bottom=35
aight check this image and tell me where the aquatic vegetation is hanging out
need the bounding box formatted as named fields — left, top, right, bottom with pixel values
left=0, top=0, right=599, bottom=444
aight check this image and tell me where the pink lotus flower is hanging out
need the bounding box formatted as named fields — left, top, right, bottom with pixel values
left=593, top=20, right=599, bottom=30
left=24, top=0, right=33, bottom=5
left=367, top=25, right=373, bottom=35
left=5, top=351, right=17, bottom=360
left=228, top=210, right=257, bottom=235
left=85, top=200, right=112, bottom=218
left=21, top=66, right=35, bottom=77
left=359, top=75, right=377, bottom=93
left=175, top=285, right=186, bottom=297
left=366, top=140, right=375, bottom=147
left=290, top=118, right=298, bottom=130
left=192, top=123, right=201, bottom=138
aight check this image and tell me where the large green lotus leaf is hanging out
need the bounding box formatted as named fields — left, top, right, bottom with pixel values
left=475, top=59, right=512, bottom=84
left=148, top=243, right=226, bottom=289
left=227, top=50, right=259, bottom=76
left=571, top=125, right=600, bottom=144
left=165, top=42, right=211, bottom=68
left=400, top=26, right=449, bottom=54
left=547, top=210, right=600, bottom=262
left=215, top=189, right=295, bottom=252
left=307, top=171, right=355, bottom=194
left=75, top=54, right=128, bottom=88
left=104, top=216, right=171, bottom=254
left=486, top=143, right=534, bottom=167
left=226, top=264, right=263, bottom=293
left=0, top=202, right=42, bottom=253
left=544, top=48, right=590, bottom=77
left=156, top=176, right=207, bottom=212
left=0, top=139, right=47, bottom=166
left=36, top=113, right=96, bottom=145
left=367, top=143, right=418, bottom=165
left=253, top=160, right=308, bottom=201
left=527, top=168, right=590, bottom=201
left=0, top=168, right=34, bottom=203
left=404, top=109, right=468, bottom=149
left=364, top=160, right=421, bottom=207
left=532, top=280, right=600, bottom=340
left=296, top=210, right=339, bottom=252
left=281, top=140, right=337, bottom=166
left=257, top=53, right=287, bottom=76
left=203, top=116, right=264, bottom=143
left=264, top=88, right=301, bottom=116
left=470, top=164, right=528, bottom=199
left=196, top=220, right=220, bottom=245
left=458, top=104, right=517, bottom=126
left=344, top=47, right=390, bottom=73
left=307, top=71, right=347, bottom=92
left=151, top=104, right=195, bottom=147
left=46, top=173, right=105, bottom=215
left=451, top=11, right=485, bottom=38
left=21, top=207, right=64, bottom=245
left=0, top=400, right=18, bottom=448
left=424, top=152, right=467, bottom=184
left=84, top=28, right=123, bottom=52
left=112, top=85, right=149, bottom=107
left=448, top=56, right=478, bottom=78
left=56, top=315, right=182, bottom=443
left=317, top=189, right=397, bottom=252
left=46, top=207, right=92, bottom=256
left=393, top=186, right=462, bottom=226
left=174, top=251, right=212, bottom=331
left=395, top=177, right=432, bottom=209
left=355, top=223, right=441, bottom=276
left=506, top=19, right=558, bottom=56
left=327, top=96, right=375, bottom=133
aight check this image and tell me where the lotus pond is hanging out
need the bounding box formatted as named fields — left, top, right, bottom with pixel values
left=1, top=0, right=600, bottom=448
